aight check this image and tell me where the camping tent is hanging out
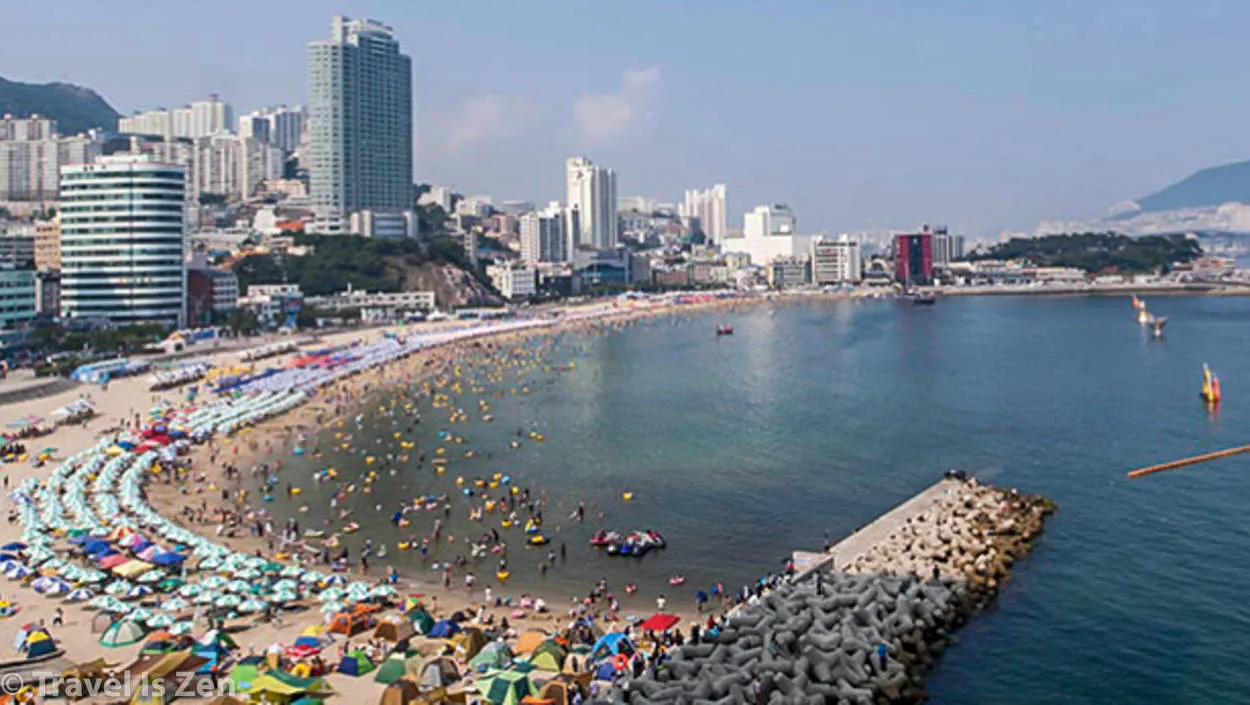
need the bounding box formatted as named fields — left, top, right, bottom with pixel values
left=328, top=609, right=375, bottom=636
left=449, top=628, right=487, bottom=659
left=245, top=672, right=333, bottom=701
left=469, top=641, right=513, bottom=671
left=374, top=652, right=409, bottom=685
left=21, top=629, right=57, bottom=658
left=374, top=617, right=416, bottom=643
left=408, top=608, right=435, bottom=635
left=337, top=650, right=375, bottom=677
left=379, top=679, right=422, bottom=705
left=536, top=676, right=586, bottom=705
left=588, top=633, right=633, bottom=663
left=528, top=640, right=568, bottom=672
left=514, top=631, right=547, bottom=655
left=99, top=620, right=146, bottom=648
left=410, top=656, right=461, bottom=689
left=478, top=669, right=538, bottom=705
left=427, top=619, right=460, bottom=639
left=228, top=659, right=263, bottom=691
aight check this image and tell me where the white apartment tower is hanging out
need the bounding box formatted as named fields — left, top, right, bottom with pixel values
left=59, top=155, right=187, bottom=326
left=681, top=184, right=727, bottom=244
left=238, top=106, right=305, bottom=154
left=118, top=95, right=233, bottom=140
left=308, top=15, right=414, bottom=234
left=519, top=205, right=568, bottom=264
left=565, top=157, right=618, bottom=250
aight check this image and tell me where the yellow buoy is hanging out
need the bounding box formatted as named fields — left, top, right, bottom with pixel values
left=622, top=492, right=633, bottom=501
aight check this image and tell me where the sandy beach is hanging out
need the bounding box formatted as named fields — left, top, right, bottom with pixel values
left=0, top=293, right=782, bottom=702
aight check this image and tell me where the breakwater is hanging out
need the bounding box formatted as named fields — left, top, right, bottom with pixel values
left=604, top=478, right=1055, bottom=704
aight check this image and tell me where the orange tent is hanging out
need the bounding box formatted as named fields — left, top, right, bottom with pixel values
left=328, top=605, right=378, bottom=636
left=514, top=631, right=546, bottom=654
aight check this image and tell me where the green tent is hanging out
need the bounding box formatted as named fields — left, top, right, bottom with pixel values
left=99, top=620, right=146, bottom=648
left=230, top=663, right=261, bottom=692
left=469, top=642, right=513, bottom=671
left=265, top=669, right=334, bottom=695
left=529, top=640, right=569, bottom=672
left=337, top=650, right=375, bottom=677
left=374, top=652, right=408, bottom=684
left=478, top=669, right=538, bottom=705
left=408, top=608, right=435, bottom=634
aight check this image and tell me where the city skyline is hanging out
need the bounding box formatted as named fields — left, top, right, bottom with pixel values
left=4, top=1, right=1250, bottom=236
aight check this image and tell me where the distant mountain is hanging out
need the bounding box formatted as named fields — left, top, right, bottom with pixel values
left=0, top=76, right=118, bottom=136
left=1135, top=159, right=1250, bottom=213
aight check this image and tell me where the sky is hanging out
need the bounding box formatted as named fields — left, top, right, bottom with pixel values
left=5, top=0, right=1250, bottom=236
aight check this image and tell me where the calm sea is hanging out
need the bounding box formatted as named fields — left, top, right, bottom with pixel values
left=268, top=295, right=1250, bottom=703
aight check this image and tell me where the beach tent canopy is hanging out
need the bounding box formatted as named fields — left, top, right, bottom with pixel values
left=21, top=628, right=57, bottom=659
left=379, top=679, right=422, bottom=705
left=373, top=616, right=416, bottom=643
left=449, top=627, right=487, bottom=659
left=469, top=641, right=513, bottom=671
left=529, top=640, right=569, bottom=672
left=408, top=608, right=435, bottom=634
left=113, top=559, right=154, bottom=578
left=536, top=675, right=587, bottom=705
left=373, top=652, right=409, bottom=685
left=514, top=631, right=546, bottom=655
left=478, top=669, right=538, bottom=705
left=228, top=662, right=261, bottom=692
left=337, top=650, right=375, bottom=677
left=427, top=619, right=459, bottom=639
left=410, top=655, right=461, bottom=689
left=589, top=633, right=633, bottom=663
left=637, top=613, right=680, bottom=633
left=593, top=661, right=617, bottom=681
left=99, top=620, right=146, bottom=648
left=328, top=609, right=375, bottom=636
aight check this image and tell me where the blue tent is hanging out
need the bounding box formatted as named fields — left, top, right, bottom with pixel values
left=594, top=661, right=618, bottom=681
left=2, top=542, right=27, bottom=551
left=150, top=552, right=186, bottom=566
left=193, top=643, right=229, bottom=673
left=589, top=633, right=634, bottom=663
left=82, top=540, right=112, bottom=556
left=427, top=620, right=460, bottom=638
left=294, top=636, right=321, bottom=649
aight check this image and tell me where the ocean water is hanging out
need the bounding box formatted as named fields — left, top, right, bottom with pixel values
left=269, top=295, right=1250, bottom=703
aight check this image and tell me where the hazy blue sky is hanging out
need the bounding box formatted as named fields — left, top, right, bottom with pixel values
left=5, top=0, right=1250, bottom=235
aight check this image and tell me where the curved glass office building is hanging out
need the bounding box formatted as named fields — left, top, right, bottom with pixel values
left=59, top=154, right=186, bottom=326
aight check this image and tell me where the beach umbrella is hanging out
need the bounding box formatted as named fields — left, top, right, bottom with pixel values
left=201, top=576, right=227, bottom=590
left=225, top=579, right=251, bottom=593
left=269, top=589, right=300, bottom=604
left=346, top=583, right=371, bottom=601
left=176, top=584, right=202, bottom=598
left=104, top=581, right=134, bottom=596
left=65, top=588, right=94, bottom=602
left=233, top=568, right=262, bottom=580
left=126, top=607, right=154, bottom=623
left=125, top=585, right=153, bottom=599
left=160, top=598, right=190, bottom=612
left=369, top=585, right=398, bottom=600
left=194, top=592, right=218, bottom=605
left=168, top=622, right=194, bottom=636
left=324, top=574, right=347, bottom=587
left=215, top=594, right=241, bottom=608
left=272, top=579, right=299, bottom=592
left=2, top=542, right=27, bottom=551
left=280, top=566, right=303, bottom=578
left=0, top=560, right=21, bottom=573
left=156, top=578, right=183, bottom=592
left=5, top=565, right=32, bottom=580
left=320, top=601, right=346, bottom=614
left=145, top=614, right=174, bottom=628
left=197, top=557, right=222, bottom=571
left=135, top=570, right=165, bottom=584
left=318, top=588, right=345, bottom=603
left=77, top=569, right=107, bottom=583
left=300, top=571, right=328, bottom=584
left=99, top=620, right=146, bottom=648
left=238, top=599, right=267, bottom=613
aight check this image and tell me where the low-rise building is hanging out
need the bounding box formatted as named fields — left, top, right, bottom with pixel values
left=652, top=266, right=691, bottom=288
left=0, top=264, right=36, bottom=327
left=690, top=261, right=730, bottom=285
left=486, top=263, right=537, bottom=301
left=349, top=209, right=417, bottom=239
left=811, top=234, right=862, bottom=285
left=187, top=268, right=240, bottom=325
left=0, top=225, right=35, bottom=268
left=34, top=270, right=59, bottom=317
left=572, top=247, right=632, bottom=291
left=304, top=289, right=435, bottom=312
left=767, top=255, right=811, bottom=289
left=34, top=218, right=59, bottom=270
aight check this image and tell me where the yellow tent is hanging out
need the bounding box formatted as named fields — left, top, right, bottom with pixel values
left=514, top=631, right=546, bottom=655
left=113, top=560, right=154, bottom=578
left=244, top=674, right=307, bottom=699
left=301, top=624, right=327, bottom=637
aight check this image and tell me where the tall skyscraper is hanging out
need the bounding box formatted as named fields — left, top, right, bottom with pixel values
left=565, top=157, right=618, bottom=250
left=681, top=184, right=727, bottom=244
left=308, top=15, right=414, bottom=234
left=118, top=95, right=233, bottom=139
left=59, top=155, right=186, bottom=326
left=238, top=106, right=305, bottom=154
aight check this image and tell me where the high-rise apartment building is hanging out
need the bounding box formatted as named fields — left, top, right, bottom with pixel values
left=34, top=218, right=59, bottom=270
left=895, top=229, right=934, bottom=285
left=238, top=106, right=305, bottom=154
left=519, top=205, right=568, bottom=264
left=190, top=135, right=284, bottom=202
left=681, top=184, right=727, bottom=244
left=118, top=95, right=234, bottom=140
left=0, top=116, right=102, bottom=202
left=308, top=15, right=414, bottom=234
left=565, top=157, right=617, bottom=250
left=931, top=227, right=965, bottom=267
left=59, top=155, right=186, bottom=326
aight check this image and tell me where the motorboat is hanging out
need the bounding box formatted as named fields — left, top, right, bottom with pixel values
left=716, top=324, right=734, bottom=336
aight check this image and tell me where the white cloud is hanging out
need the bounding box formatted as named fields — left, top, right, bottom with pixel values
left=447, top=94, right=534, bottom=153
left=574, top=66, right=660, bottom=142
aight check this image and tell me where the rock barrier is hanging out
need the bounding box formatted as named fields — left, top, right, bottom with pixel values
left=601, top=479, right=1055, bottom=704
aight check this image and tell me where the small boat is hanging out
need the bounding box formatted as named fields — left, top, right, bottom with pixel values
left=1149, top=316, right=1168, bottom=338
left=1201, top=363, right=1222, bottom=404
left=668, top=575, right=686, bottom=586
left=904, top=291, right=936, bottom=305
left=716, top=324, right=734, bottom=336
